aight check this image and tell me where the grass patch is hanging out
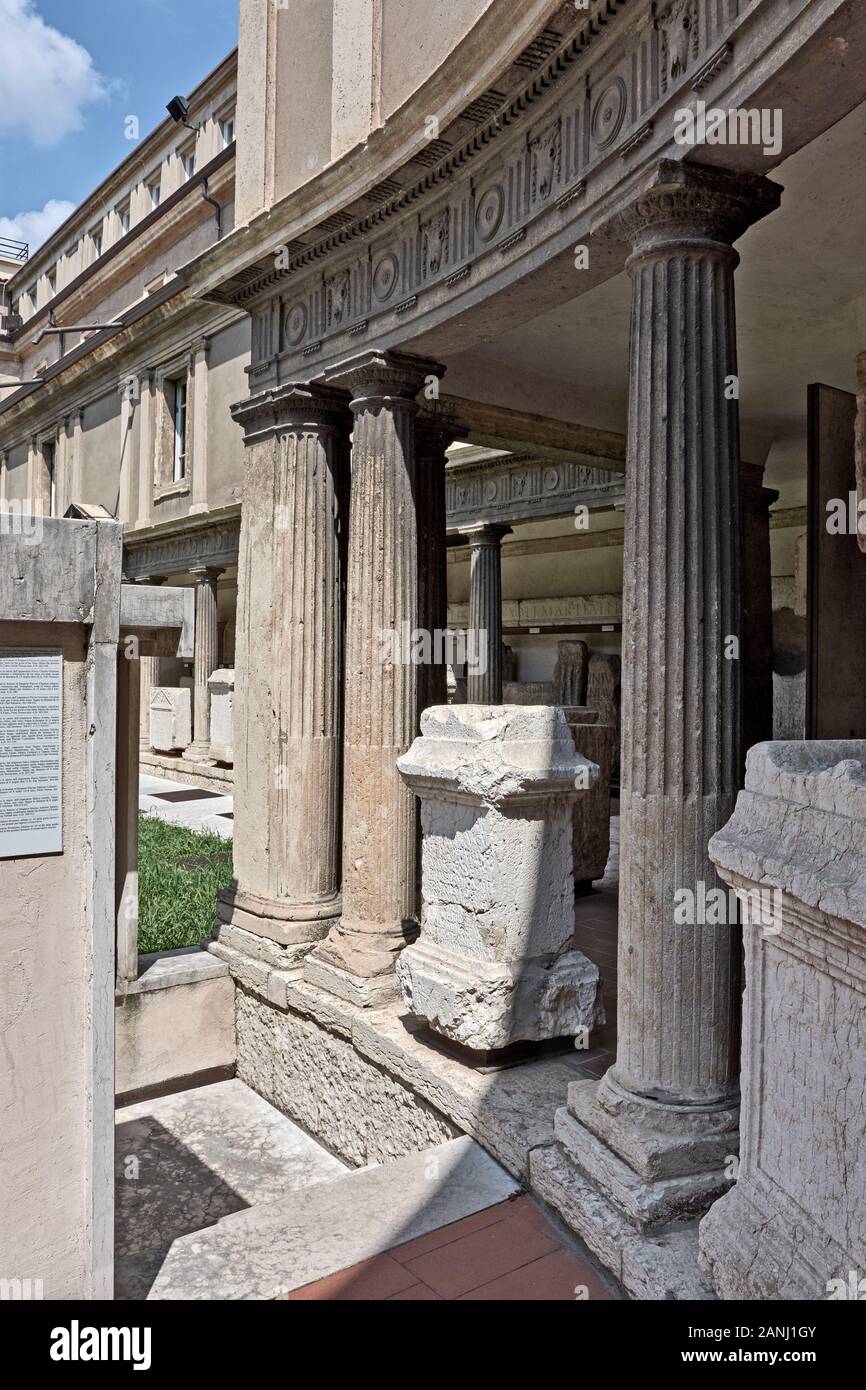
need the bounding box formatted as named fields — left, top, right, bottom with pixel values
left=138, top=813, right=233, bottom=954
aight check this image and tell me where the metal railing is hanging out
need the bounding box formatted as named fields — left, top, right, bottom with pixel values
left=0, top=237, right=28, bottom=262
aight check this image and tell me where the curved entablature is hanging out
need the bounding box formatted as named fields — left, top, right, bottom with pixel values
left=195, top=0, right=771, bottom=380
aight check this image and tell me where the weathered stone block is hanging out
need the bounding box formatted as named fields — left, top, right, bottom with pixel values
left=207, top=667, right=234, bottom=764
left=396, top=704, right=602, bottom=1050
left=149, top=685, right=192, bottom=752
left=699, top=741, right=866, bottom=1300
left=564, top=707, right=613, bottom=886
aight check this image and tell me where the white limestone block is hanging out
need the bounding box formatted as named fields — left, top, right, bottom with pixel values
left=396, top=704, right=602, bottom=1050
left=149, top=685, right=192, bottom=752
left=208, top=667, right=234, bottom=764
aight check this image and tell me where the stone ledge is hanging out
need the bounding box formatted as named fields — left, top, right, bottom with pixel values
left=123, top=945, right=230, bottom=995
left=216, top=938, right=580, bottom=1181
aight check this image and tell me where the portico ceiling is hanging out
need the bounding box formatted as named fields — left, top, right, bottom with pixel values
left=437, top=95, right=866, bottom=499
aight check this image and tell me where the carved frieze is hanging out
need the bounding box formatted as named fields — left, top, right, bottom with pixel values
left=233, top=0, right=743, bottom=379
left=124, top=521, right=241, bottom=580
left=446, top=454, right=624, bottom=528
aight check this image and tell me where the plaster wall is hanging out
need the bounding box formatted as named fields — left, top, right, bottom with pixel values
left=0, top=623, right=91, bottom=1298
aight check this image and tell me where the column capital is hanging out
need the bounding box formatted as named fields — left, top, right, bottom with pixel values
left=323, top=349, right=445, bottom=413
left=459, top=522, right=512, bottom=547
left=604, top=160, right=781, bottom=262
left=189, top=564, right=224, bottom=581
left=231, top=380, right=352, bottom=444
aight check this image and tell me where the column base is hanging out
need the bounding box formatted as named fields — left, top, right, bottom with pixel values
left=396, top=940, right=603, bottom=1052
left=529, top=1143, right=716, bottom=1301
left=303, top=954, right=402, bottom=1007
left=303, top=917, right=413, bottom=1006
left=216, top=885, right=339, bottom=949
left=184, top=741, right=216, bottom=766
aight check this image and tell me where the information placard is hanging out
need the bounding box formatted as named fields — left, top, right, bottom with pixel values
left=0, top=648, right=63, bottom=858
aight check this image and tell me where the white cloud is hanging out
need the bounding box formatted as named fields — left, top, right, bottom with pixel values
left=0, top=0, right=111, bottom=147
left=0, top=199, right=76, bottom=252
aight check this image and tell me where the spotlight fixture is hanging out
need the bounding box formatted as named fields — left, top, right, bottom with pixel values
left=166, top=95, right=198, bottom=131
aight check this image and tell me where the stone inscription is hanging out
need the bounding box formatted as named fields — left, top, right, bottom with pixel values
left=0, top=649, right=63, bottom=858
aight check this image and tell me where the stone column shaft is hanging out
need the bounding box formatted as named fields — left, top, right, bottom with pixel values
left=556, top=165, right=783, bottom=1248
left=186, top=566, right=223, bottom=763
left=415, top=415, right=457, bottom=712
left=739, top=462, right=778, bottom=767
left=305, top=349, right=444, bottom=1005
left=218, top=383, right=350, bottom=950
left=462, top=523, right=510, bottom=704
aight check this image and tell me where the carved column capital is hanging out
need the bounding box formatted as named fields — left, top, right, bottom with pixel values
left=324, top=348, right=445, bottom=413
left=604, top=159, right=782, bottom=263
left=231, top=380, right=352, bottom=445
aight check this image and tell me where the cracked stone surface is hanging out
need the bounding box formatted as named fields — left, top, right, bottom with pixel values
left=701, top=741, right=866, bottom=1299
left=396, top=704, right=601, bottom=1048
left=114, top=1078, right=347, bottom=1299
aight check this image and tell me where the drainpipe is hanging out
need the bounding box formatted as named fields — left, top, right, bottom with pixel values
left=200, top=179, right=222, bottom=239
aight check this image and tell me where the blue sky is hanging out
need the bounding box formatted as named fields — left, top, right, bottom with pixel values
left=0, top=0, right=238, bottom=250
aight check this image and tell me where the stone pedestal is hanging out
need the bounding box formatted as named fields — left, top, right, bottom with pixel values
left=149, top=685, right=192, bottom=751
left=217, top=382, right=350, bottom=954
left=395, top=704, right=602, bottom=1050
left=699, top=741, right=866, bottom=1300
left=586, top=654, right=620, bottom=781
left=305, top=350, right=444, bottom=1005
left=185, top=566, right=222, bottom=764
left=564, top=706, right=613, bottom=888
left=461, top=523, right=510, bottom=705
left=207, top=667, right=234, bottom=764
left=551, top=162, right=782, bottom=1288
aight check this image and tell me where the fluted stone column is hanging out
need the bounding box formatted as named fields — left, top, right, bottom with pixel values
left=461, top=523, right=510, bottom=704
left=185, top=566, right=223, bottom=764
left=305, top=349, right=444, bottom=1006
left=739, top=461, right=778, bottom=767
left=416, top=410, right=463, bottom=712
left=555, top=163, right=782, bottom=1245
left=216, top=383, right=350, bottom=952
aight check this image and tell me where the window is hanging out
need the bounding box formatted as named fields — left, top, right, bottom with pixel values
left=181, top=147, right=196, bottom=181
left=118, top=203, right=130, bottom=236
left=147, top=179, right=161, bottom=210
left=219, top=112, right=235, bottom=147
left=91, top=226, right=103, bottom=258
left=171, top=377, right=187, bottom=481
left=43, top=441, right=56, bottom=516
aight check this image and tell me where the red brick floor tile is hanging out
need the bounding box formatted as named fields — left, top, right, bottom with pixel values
left=386, top=1283, right=444, bottom=1300
left=458, top=1248, right=618, bottom=1301
left=390, top=1201, right=511, bottom=1264
left=286, top=1253, right=419, bottom=1301
left=401, top=1210, right=559, bottom=1298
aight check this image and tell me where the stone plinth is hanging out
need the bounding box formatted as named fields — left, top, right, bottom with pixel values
left=149, top=685, right=192, bottom=752
left=699, top=741, right=866, bottom=1300
left=564, top=707, right=613, bottom=887
left=208, top=667, right=234, bottom=764
left=396, top=704, right=602, bottom=1050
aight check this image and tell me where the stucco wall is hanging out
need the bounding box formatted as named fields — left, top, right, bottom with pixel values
left=0, top=622, right=91, bottom=1298
left=81, top=390, right=122, bottom=514
left=205, top=317, right=250, bottom=509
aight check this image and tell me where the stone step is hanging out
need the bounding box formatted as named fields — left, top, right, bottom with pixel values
left=148, top=1134, right=520, bottom=1300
